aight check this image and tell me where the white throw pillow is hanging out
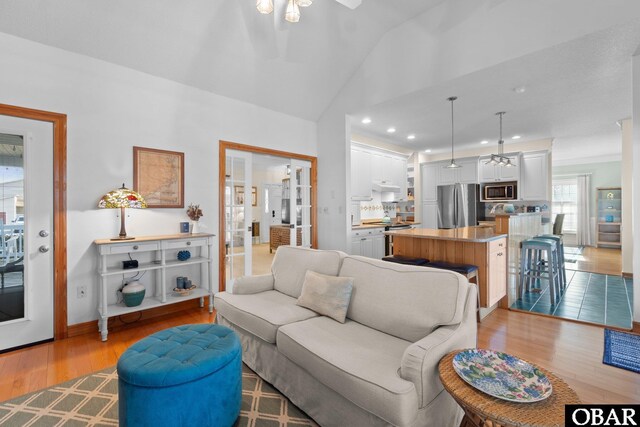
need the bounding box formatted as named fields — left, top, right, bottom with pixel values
left=296, top=270, right=354, bottom=323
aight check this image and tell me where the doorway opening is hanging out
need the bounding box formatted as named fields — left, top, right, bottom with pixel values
left=218, top=141, right=317, bottom=293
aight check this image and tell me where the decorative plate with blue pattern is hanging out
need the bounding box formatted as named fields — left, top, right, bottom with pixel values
left=452, top=349, right=553, bottom=403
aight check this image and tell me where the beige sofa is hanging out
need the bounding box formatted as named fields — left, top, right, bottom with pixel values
left=214, top=246, right=477, bottom=427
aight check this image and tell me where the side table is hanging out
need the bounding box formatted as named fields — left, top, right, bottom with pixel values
left=438, top=351, right=580, bottom=427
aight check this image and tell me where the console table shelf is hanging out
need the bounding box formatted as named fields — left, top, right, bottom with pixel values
left=94, top=233, right=215, bottom=341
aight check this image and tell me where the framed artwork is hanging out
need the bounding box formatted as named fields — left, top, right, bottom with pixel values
left=233, top=186, right=258, bottom=206
left=133, top=146, right=184, bottom=208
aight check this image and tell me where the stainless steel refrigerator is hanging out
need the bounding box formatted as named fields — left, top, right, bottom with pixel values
left=437, top=183, right=481, bottom=229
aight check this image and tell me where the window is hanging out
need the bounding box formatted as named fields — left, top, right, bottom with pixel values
left=552, top=178, right=577, bottom=233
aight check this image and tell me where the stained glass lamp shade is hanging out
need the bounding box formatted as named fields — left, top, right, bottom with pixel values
left=98, top=184, right=147, bottom=240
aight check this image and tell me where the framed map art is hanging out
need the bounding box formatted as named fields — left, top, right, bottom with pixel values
left=133, top=146, right=184, bottom=208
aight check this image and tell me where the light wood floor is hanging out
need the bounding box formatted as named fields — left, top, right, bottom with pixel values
left=0, top=308, right=637, bottom=404
left=568, top=246, right=622, bottom=276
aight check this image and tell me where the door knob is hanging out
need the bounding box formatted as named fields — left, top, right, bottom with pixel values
left=39, top=230, right=49, bottom=237
left=39, top=245, right=50, bottom=253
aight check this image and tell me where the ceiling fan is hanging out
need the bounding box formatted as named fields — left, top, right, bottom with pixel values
left=256, top=0, right=362, bottom=23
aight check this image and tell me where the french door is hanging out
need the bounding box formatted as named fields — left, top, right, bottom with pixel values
left=0, top=115, right=54, bottom=351
left=289, top=159, right=312, bottom=248
left=219, top=141, right=317, bottom=292
left=225, top=150, right=253, bottom=290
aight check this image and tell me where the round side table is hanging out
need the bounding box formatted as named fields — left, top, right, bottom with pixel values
left=438, top=351, right=581, bottom=427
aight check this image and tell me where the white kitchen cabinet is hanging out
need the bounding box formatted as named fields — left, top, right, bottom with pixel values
left=421, top=163, right=439, bottom=202
left=381, top=154, right=394, bottom=183
left=370, top=152, right=384, bottom=183
left=392, top=157, right=408, bottom=200
left=436, top=157, right=479, bottom=185
left=457, top=158, right=479, bottom=183
left=520, top=151, right=549, bottom=201
left=479, top=154, right=520, bottom=183
left=350, top=227, right=386, bottom=259
left=351, top=148, right=372, bottom=200
left=438, top=164, right=457, bottom=185
left=422, top=202, right=439, bottom=229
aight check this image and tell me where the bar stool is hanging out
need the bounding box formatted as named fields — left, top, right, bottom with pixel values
left=519, top=239, right=561, bottom=305
left=534, top=234, right=567, bottom=293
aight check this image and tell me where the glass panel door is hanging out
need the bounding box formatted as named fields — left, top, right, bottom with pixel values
left=289, top=159, right=312, bottom=248
left=0, top=116, right=54, bottom=351
left=225, top=150, right=252, bottom=289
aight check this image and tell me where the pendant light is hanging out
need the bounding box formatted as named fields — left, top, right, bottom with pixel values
left=256, top=0, right=274, bottom=14
left=445, top=96, right=461, bottom=169
left=285, top=0, right=301, bottom=23
left=485, top=112, right=516, bottom=167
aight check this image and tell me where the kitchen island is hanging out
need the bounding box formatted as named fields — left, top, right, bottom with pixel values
left=386, top=226, right=508, bottom=314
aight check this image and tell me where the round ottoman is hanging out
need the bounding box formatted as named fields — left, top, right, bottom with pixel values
left=117, top=324, right=241, bottom=427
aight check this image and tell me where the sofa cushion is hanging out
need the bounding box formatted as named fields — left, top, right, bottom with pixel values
left=214, top=291, right=317, bottom=344
left=296, top=271, right=354, bottom=323
left=277, top=317, right=418, bottom=427
left=272, top=246, right=345, bottom=298
left=339, top=256, right=468, bottom=342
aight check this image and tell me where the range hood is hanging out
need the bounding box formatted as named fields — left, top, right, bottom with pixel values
left=372, top=181, right=400, bottom=192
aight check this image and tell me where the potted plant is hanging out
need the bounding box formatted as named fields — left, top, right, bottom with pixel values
left=187, top=203, right=203, bottom=234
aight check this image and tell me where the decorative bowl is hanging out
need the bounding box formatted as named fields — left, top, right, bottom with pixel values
left=173, top=284, right=197, bottom=297
left=452, top=349, right=552, bottom=403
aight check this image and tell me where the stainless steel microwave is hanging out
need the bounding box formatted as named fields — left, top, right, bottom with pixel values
left=484, top=183, right=517, bottom=200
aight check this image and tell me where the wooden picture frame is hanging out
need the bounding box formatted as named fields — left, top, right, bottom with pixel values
left=133, top=146, right=184, bottom=208
left=233, top=186, right=258, bottom=206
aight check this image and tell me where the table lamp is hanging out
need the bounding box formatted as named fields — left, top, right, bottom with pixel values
left=98, top=184, right=148, bottom=240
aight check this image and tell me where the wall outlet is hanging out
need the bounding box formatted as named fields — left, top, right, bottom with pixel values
left=77, top=286, right=87, bottom=298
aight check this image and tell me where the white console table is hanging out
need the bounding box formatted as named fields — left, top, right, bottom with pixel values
left=94, top=233, right=215, bottom=341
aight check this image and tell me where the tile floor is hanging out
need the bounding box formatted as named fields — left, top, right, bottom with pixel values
left=511, top=269, right=633, bottom=329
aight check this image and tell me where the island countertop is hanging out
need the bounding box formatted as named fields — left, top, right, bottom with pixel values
left=385, top=226, right=507, bottom=243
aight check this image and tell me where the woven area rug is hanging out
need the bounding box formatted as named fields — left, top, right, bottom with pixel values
left=603, top=329, right=640, bottom=374
left=0, top=365, right=317, bottom=426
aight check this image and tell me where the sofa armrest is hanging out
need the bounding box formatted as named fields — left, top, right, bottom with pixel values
left=231, top=274, right=274, bottom=294
left=399, top=284, right=478, bottom=408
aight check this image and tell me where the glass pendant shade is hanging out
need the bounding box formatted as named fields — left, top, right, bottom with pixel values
left=446, top=160, right=461, bottom=169
left=505, top=159, right=514, bottom=167
left=285, top=0, right=301, bottom=22
left=256, top=0, right=274, bottom=14
left=297, top=0, right=313, bottom=6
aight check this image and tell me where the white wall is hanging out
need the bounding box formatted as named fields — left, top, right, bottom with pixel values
left=0, top=33, right=316, bottom=325
left=632, top=55, right=640, bottom=324
left=317, top=0, right=640, bottom=253
left=621, top=119, right=633, bottom=275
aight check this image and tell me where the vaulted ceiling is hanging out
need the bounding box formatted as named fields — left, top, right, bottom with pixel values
left=0, top=0, right=445, bottom=121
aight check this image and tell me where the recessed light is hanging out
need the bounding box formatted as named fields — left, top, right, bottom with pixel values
left=387, top=127, right=396, bottom=133
left=512, top=135, right=521, bottom=140
left=361, top=117, right=372, bottom=124
left=513, top=86, right=526, bottom=94
left=480, top=140, right=489, bottom=145
left=407, top=134, right=416, bottom=140
left=424, top=149, right=432, bottom=153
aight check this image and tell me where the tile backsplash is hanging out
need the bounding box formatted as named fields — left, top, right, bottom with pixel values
left=484, top=201, right=551, bottom=222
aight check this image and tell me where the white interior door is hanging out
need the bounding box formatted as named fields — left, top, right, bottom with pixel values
left=0, top=115, right=54, bottom=351
left=289, top=159, right=312, bottom=248
left=225, top=150, right=252, bottom=290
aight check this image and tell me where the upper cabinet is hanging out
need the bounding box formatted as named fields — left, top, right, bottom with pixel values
left=351, top=148, right=372, bottom=200
left=520, top=151, right=550, bottom=201
left=437, top=157, right=479, bottom=185
left=479, top=154, right=520, bottom=183
left=421, top=163, right=439, bottom=202
left=351, top=145, right=408, bottom=200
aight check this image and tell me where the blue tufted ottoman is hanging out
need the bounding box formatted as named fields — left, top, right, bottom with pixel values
left=117, top=324, right=241, bottom=427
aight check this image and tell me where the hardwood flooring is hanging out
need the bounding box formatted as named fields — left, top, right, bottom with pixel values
left=0, top=308, right=637, bottom=405
left=567, top=246, right=622, bottom=276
